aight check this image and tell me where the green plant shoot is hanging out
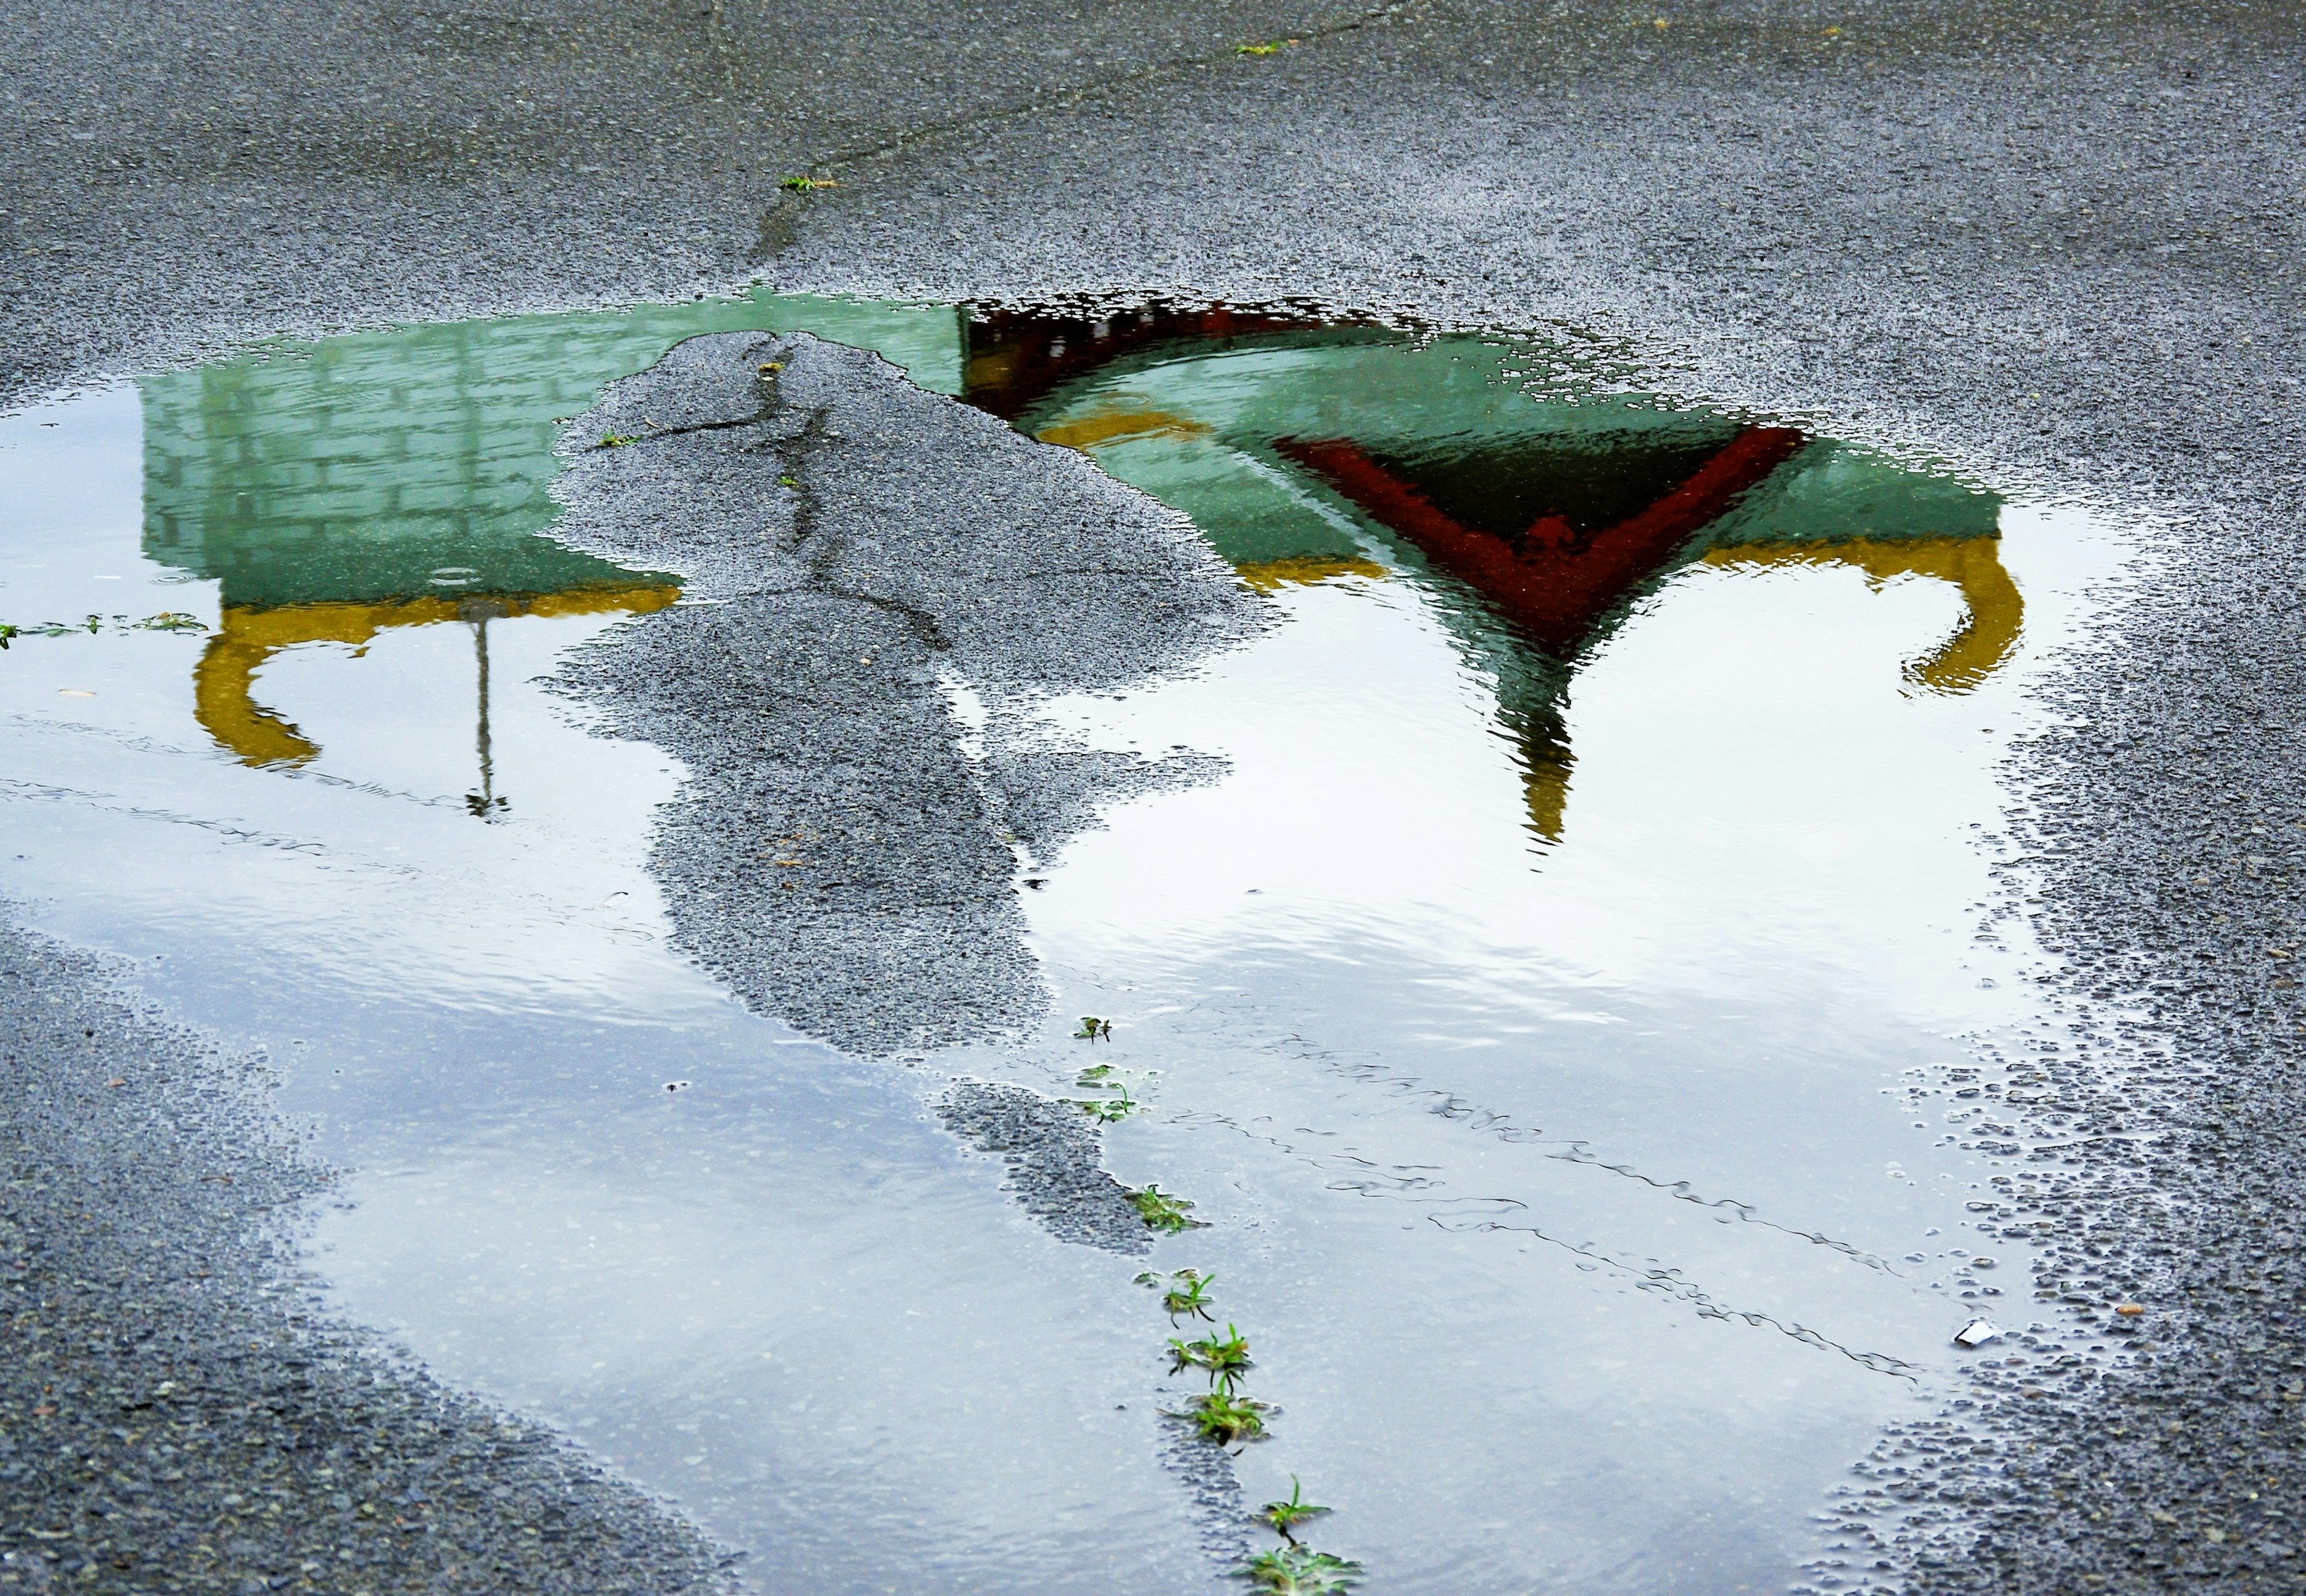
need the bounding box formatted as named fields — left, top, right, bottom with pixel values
left=1173, top=1383, right=1267, bottom=1445
left=1128, top=1184, right=1202, bottom=1233
left=1168, top=1322, right=1251, bottom=1379
left=1243, top=1546, right=1364, bottom=1594
left=1161, top=1269, right=1215, bottom=1319
left=1259, top=1476, right=1333, bottom=1542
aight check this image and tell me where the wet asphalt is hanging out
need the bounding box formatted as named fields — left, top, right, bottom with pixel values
left=0, top=924, right=734, bottom=1595
left=545, top=330, right=1261, bottom=1056
left=5, top=0, right=2306, bottom=1591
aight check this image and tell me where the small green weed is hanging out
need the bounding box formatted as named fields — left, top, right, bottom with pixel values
left=1, top=612, right=206, bottom=641
left=1259, top=1477, right=1333, bottom=1543
left=1074, top=1015, right=1113, bottom=1040
left=1174, top=1383, right=1267, bottom=1445
left=1168, top=1323, right=1251, bottom=1379
left=1128, top=1183, right=1203, bottom=1233
left=778, top=474, right=799, bottom=488
left=779, top=174, right=838, bottom=192
left=1242, top=1546, right=1363, bottom=1594
left=598, top=433, right=640, bottom=449
left=1159, top=1268, right=1215, bottom=1319
left=1072, top=1088, right=1136, bottom=1123
left=1236, top=38, right=1298, bottom=54
left=1076, top=1062, right=1116, bottom=1085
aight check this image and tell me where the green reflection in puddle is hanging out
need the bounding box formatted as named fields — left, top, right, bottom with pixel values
left=961, top=304, right=2012, bottom=841
left=131, top=290, right=2012, bottom=848
left=135, top=292, right=966, bottom=767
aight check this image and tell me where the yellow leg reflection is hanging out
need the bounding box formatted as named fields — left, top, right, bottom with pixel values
left=1233, top=555, right=1389, bottom=593
left=192, top=584, right=681, bottom=768
left=1521, top=733, right=1575, bottom=845
left=1035, top=411, right=1209, bottom=450
left=1512, top=534, right=2017, bottom=848
left=1699, top=536, right=2024, bottom=695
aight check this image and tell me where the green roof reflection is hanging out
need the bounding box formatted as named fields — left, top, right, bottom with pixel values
left=140, top=294, right=965, bottom=609
left=135, top=292, right=964, bottom=770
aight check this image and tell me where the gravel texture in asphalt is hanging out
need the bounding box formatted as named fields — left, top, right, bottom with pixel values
left=2, top=0, right=1387, bottom=396
left=0, top=920, right=735, bottom=1595
left=1802, top=527, right=2306, bottom=1594
left=938, top=1081, right=1154, bottom=1254
left=545, top=329, right=1259, bottom=1054
left=5, top=0, right=2305, bottom=1589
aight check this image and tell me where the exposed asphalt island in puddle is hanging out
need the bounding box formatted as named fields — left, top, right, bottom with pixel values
left=545, top=329, right=1262, bottom=1056
left=4, top=4, right=2305, bottom=1596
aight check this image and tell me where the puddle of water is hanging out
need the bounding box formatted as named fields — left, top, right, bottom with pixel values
left=949, top=306, right=2119, bottom=1589
left=0, top=294, right=2129, bottom=1594
left=958, top=304, right=2023, bottom=845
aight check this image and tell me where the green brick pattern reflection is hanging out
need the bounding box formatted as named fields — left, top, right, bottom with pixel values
left=139, top=295, right=966, bottom=611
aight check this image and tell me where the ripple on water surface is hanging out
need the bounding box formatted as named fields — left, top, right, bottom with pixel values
left=0, top=292, right=2131, bottom=1595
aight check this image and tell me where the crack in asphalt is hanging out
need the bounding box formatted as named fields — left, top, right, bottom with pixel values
left=542, top=330, right=1261, bottom=1057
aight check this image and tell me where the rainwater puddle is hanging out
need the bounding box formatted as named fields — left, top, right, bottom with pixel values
left=0, top=294, right=2131, bottom=1595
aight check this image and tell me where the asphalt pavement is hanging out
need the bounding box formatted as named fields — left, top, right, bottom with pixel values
left=545, top=328, right=1262, bottom=1055
left=4, top=0, right=2304, bottom=1590
left=0, top=925, right=736, bottom=1594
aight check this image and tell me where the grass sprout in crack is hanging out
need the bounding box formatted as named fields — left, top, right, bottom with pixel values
left=1071, top=1086, right=1138, bottom=1123
left=1259, top=1477, right=1333, bottom=1544
left=1168, top=1323, right=1253, bottom=1380
left=1171, top=1379, right=1269, bottom=1446
left=1130, top=1258, right=1361, bottom=1582
left=1140, top=1268, right=1216, bottom=1320
left=1128, top=1183, right=1205, bottom=1233
left=1242, top=1546, right=1365, bottom=1594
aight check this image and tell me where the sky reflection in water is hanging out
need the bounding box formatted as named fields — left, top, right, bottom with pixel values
left=0, top=293, right=2129, bottom=1595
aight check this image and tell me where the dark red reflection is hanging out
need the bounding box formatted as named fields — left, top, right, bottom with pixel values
left=1277, top=426, right=1806, bottom=653
left=963, top=303, right=1336, bottom=420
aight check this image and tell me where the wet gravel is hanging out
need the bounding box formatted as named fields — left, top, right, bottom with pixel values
left=1800, top=527, right=2306, bottom=1593
left=5, top=0, right=2305, bottom=1588
left=937, top=1081, right=1152, bottom=1254
left=0, top=0, right=1387, bottom=402
left=0, top=920, right=734, bottom=1595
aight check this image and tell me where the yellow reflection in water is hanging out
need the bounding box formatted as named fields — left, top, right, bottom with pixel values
left=1699, top=536, right=2023, bottom=695
left=195, top=585, right=681, bottom=768
left=1035, top=411, right=1209, bottom=451
left=1234, top=555, right=1390, bottom=593
left=1519, top=536, right=2021, bottom=842
left=1522, top=736, right=1576, bottom=846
